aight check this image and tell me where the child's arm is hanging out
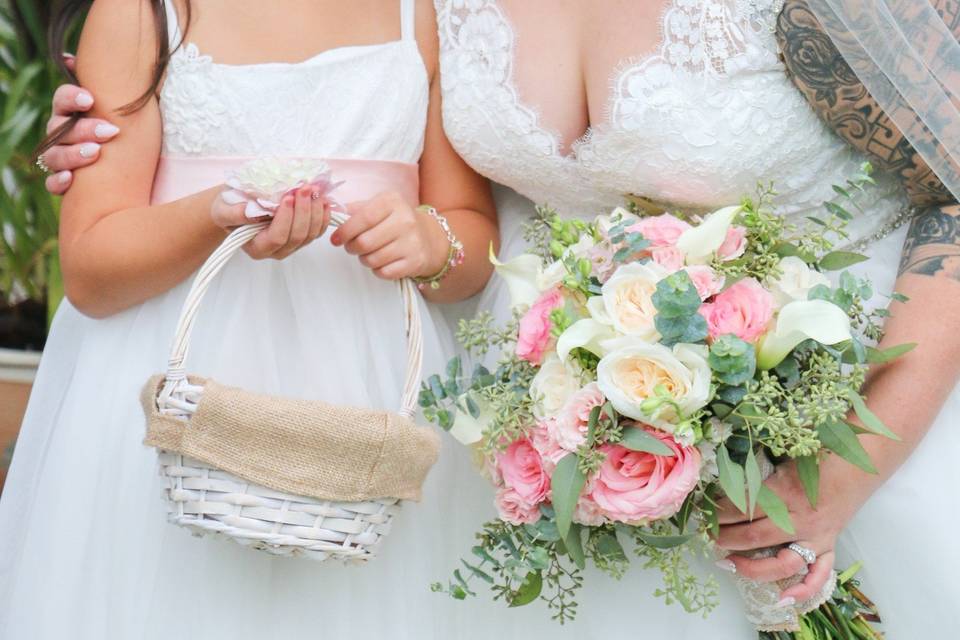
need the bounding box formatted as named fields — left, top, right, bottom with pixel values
left=331, top=0, right=498, bottom=304
left=60, top=0, right=326, bottom=318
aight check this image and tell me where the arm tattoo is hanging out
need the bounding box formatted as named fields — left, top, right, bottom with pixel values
left=899, top=204, right=960, bottom=278
left=777, top=0, right=960, bottom=282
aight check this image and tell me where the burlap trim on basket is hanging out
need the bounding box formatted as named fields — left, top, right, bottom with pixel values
left=142, top=375, right=440, bottom=502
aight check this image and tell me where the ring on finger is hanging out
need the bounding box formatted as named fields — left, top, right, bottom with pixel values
left=787, top=542, right=817, bottom=565
left=36, top=154, right=51, bottom=174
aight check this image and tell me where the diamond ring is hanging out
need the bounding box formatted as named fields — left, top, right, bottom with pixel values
left=787, top=542, right=817, bottom=565
left=36, top=154, right=51, bottom=174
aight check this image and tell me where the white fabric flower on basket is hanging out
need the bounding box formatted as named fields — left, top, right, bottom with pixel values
left=221, top=157, right=344, bottom=218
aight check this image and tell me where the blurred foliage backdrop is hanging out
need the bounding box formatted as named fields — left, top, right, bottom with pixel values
left=0, top=0, right=64, bottom=343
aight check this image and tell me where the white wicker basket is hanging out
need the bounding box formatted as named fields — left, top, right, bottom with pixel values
left=150, top=221, right=424, bottom=562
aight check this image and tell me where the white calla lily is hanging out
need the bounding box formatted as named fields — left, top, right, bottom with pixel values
left=448, top=394, right=491, bottom=446
left=757, top=299, right=853, bottom=369
left=676, top=205, right=742, bottom=264
left=489, top=246, right=543, bottom=309
left=556, top=318, right=617, bottom=362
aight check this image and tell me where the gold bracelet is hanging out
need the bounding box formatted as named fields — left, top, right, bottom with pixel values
left=413, top=205, right=465, bottom=290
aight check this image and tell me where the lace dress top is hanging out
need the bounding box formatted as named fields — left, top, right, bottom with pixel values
left=436, top=0, right=907, bottom=246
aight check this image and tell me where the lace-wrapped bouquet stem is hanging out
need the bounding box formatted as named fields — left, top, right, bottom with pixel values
left=421, top=168, right=901, bottom=637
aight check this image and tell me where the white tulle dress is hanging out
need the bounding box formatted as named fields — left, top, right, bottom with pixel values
left=0, top=2, right=507, bottom=638
left=435, top=0, right=959, bottom=637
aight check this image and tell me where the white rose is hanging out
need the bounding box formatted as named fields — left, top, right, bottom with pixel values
left=600, top=261, right=669, bottom=341
left=768, top=256, right=831, bottom=307
left=223, top=157, right=335, bottom=218
left=596, top=339, right=712, bottom=433
left=530, top=354, right=582, bottom=419
left=595, top=207, right=639, bottom=234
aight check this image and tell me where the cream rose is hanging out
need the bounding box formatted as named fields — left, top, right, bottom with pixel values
left=768, top=256, right=831, bottom=307
left=529, top=354, right=582, bottom=419
left=600, top=262, right=669, bottom=341
left=596, top=339, right=711, bottom=432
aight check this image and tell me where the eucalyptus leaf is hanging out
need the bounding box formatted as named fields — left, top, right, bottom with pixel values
left=564, top=524, right=586, bottom=570
left=509, top=571, right=543, bottom=607
left=756, top=486, right=795, bottom=535
left=717, top=445, right=747, bottom=513
left=745, top=448, right=762, bottom=519
left=552, top=454, right=587, bottom=539
left=819, top=251, right=869, bottom=271
left=620, top=426, right=674, bottom=456
left=634, top=530, right=695, bottom=549
left=847, top=390, right=901, bottom=441
left=817, top=421, right=877, bottom=474
left=796, top=455, right=820, bottom=508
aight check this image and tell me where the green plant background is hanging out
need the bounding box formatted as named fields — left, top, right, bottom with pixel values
left=0, top=0, right=64, bottom=327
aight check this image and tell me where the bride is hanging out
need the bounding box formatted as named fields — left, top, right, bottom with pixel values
left=30, top=0, right=960, bottom=637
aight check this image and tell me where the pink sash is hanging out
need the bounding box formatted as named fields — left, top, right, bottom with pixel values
left=151, top=156, right=420, bottom=206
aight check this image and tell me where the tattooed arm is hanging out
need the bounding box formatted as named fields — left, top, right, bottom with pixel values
left=716, top=1, right=960, bottom=603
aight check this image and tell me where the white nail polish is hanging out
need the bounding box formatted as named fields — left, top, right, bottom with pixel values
left=57, top=171, right=71, bottom=184
left=78, top=143, right=100, bottom=158
left=94, top=123, right=119, bottom=139
left=75, top=92, right=94, bottom=108
left=715, top=559, right=737, bottom=573
left=774, top=596, right=796, bottom=609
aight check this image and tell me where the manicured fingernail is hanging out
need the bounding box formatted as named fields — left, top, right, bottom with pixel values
left=57, top=171, right=71, bottom=184
left=94, top=123, right=119, bottom=139
left=774, top=596, right=796, bottom=609
left=75, top=92, right=93, bottom=108
left=79, top=143, right=100, bottom=158
left=715, top=559, right=737, bottom=573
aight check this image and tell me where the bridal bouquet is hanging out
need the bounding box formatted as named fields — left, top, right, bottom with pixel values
left=421, top=170, right=903, bottom=638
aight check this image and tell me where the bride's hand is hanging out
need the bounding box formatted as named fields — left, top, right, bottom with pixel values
left=714, top=456, right=869, bottom=606
left=211, top=185, right=331, bottom=260
left=331, top=191, right=449, bottom=281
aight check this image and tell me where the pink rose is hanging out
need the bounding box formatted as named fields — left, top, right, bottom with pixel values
left=573, top=492, right=606, bottom=526
left=495, top=487, right=541, bottom=525
left=516, top=288, right=565, bottom=365
left=699, top=277, right=774, bottom=343
left=589, top=242, right=617, bottom=283
left=497, top=438, right=550, bottom=504
left=684, top=265, right=725, bottom=301
left=717, top=226, right=747, bottom=260
left=651, top=246, right=685, bottom=272
left=590, top=428, right=701, bottom=524
left=629, top=214, right=692, bottom=247
left=529, top=420, right=567, bottom=473
left=551, top=383, right=606, bottom=452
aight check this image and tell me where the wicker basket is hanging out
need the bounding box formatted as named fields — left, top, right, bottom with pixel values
left=148, top=221, right=425, bottom=562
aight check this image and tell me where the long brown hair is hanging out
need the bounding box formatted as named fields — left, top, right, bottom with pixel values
left=37, top=0, right=192, bottom=158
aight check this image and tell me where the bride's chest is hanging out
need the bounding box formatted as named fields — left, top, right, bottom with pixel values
left=435, top=0, right=852, bottom=216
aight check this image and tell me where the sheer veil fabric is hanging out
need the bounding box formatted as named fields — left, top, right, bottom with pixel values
left=808, top=0, right=960, bottom=201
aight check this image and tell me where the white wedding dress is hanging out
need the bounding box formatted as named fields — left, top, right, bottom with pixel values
left=0, top=2, right=508, bottom=638
left=436, top=0, right=960, bottom=637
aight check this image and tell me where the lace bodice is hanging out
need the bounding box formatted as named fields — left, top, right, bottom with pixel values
left=159, top=0, right=427, bottom=164
left=436, top=0, right=907, bottom=245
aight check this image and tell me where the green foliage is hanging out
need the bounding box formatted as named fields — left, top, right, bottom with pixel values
left=652, top=270, right=708, bottom=346
left=709, top=335, right=756, bottom=386
left=0, top=1, right=66, bottom=322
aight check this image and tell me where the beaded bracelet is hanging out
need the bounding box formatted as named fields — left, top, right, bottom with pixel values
left=413, top=205, right=465, bottom=290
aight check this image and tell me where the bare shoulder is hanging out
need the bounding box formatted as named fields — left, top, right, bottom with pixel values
left=775, top=0, right=954, bottom=206
left=76, top=0, right=160, bottom=110
left=415, top=0, right=439, bottom=79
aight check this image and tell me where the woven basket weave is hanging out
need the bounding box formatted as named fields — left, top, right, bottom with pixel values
left=146, top=221, right=428, bottom=562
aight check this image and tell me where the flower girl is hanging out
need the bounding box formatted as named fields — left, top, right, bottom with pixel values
left=0, top=1, right=496, bottom=638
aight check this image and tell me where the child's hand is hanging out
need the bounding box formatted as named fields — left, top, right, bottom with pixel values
left=331, top=191, right=448, bottom=280
left=211, top=185, right=331, bottom=260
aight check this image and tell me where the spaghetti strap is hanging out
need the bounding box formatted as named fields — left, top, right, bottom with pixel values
left=163, top=0, right=183, bottom=50
left=400, top=0, right=415, bottom=41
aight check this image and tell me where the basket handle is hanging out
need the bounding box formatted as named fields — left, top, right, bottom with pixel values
left=164, top=221, right=424, bottom=419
